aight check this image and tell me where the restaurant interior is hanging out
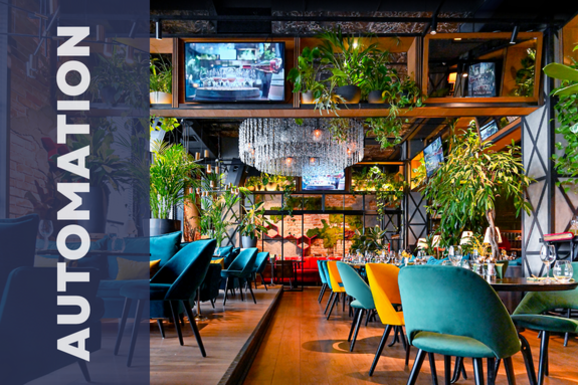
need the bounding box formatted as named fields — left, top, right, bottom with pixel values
left=4, top=0, right=578, bottom=384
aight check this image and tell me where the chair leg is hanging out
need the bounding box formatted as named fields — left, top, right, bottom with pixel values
left=365, top=309, right=371, bottom=326
left=407, top=349, right=426, bottom=385
left=127, top=299, right=145, bottom=367
left=318, top=283, right=325, bottom=302
left=388, top=326, right=400, bottom=347
left=223, top=277, right=230, bottom=306
left=247, top=278, right=257, bottom=304
left=400, top=327, right=408, bottom=351
left=450, top=356, right=464, bottom=384
left=348, top=309, right=360, bottom=342
left=157, top=319, right=166, bottom=339
left=210, top=299, right=215, bottom=309
left=519, top=333, right=538, bottom=385
left=169, top=301, right=184, bottom=346
left=504, top=357, right=517, bottom=385
left=487, top=357, right=496, bottom=385
left=369, top=325, right=392, bottom=376
left=114, top=297, right=132, bottom=355
left=78, top=360, right=91, bottom=382
left=324, top=292, right=334, bottom=314
left=428, top=352, right=439, bottom=385
left=538, top=331, right=549, bottom=385
left=238, top=278, right=245, bottom=301
left=342, top=291, right=346, bottom=312
left=327, top=293, right=339, bottom=320
left=404, top=333, right=411, bottom=368
left=444, top=355, right=452, bottom=385
left=260, top=273, right=268, bottom=291
left=565, top=309, right=571, bottom=347
left=182, top=300, right=207, bottom=357
left=350, top=309, right=364, bottom=352
left=473, top=357, right=485, bottom=385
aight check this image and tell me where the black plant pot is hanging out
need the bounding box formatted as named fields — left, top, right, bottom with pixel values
left=334, top=85, right=361, bottom=104
left=242, top=235, right=258, bottom=248
left=368, top=90, right=385, bottom=104
left=150, top=219, right=181, bottom=237
left=77, top=186, right=109, bottom=234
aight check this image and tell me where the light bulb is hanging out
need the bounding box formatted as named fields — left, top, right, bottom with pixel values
left=207, top=164, right=212, bottom=173
left=312, top=128, right=323, bottom=142
left=195, top=152, right=200, bottom=160
left=347, top=148, right=351, bottom=155
left=210, top=180, right=215, bottom=188
left=204, top=149, right=210, bottom=158
left=196, top=188, right=201, bottom=195
left=215, top=165, right=220, bottom=174
left=285, top=157, right=293, bottom=166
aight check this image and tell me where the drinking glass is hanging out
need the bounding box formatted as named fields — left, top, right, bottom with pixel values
left=110, top=234, right=126, bottom=253
left=540, top=244, right=555, bottom=284
left=448, top=246, right=462, bottom=266
left=38, top=219, right=54, bottom=250
left=553, top=260, right=573, bottom=283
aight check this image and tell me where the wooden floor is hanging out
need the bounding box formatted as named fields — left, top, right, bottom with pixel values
left=150, top=285, right=282, bottom=385
left=245, top=288, right=578, bottom=385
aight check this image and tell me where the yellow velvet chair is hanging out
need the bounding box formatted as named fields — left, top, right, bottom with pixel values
left=325, top=261, right=347, bottom=320
left=366, top=263, right=411, bottom=376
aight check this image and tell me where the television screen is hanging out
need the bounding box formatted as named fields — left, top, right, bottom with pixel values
left=184, top=42, right=285, bottom=102
left=479, top=119, right=499, bottom=141
left=302, top=172, right=345, bottom=191
left=467, top=62, right=496, bottom=97
left=423, top=137, right=444, bottom=178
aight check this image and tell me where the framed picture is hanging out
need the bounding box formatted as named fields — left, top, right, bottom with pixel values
left=467, top=62, right=496, bottom=97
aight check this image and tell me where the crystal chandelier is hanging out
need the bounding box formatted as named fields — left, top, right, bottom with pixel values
left=239, top=118, right=364, bottom=177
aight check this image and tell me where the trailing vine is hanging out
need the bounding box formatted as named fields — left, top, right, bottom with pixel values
left=351, top=166, right=406, bottom=218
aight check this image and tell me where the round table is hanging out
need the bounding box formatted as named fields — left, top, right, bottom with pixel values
left=490, top=277, right=578, bottom=292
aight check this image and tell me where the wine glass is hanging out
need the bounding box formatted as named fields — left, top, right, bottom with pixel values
left=448, top=246, right=462, bottom=266
left=540, top=244, right=555, bottom=284
left=38, top=219, right=54, bottom=250
left=553, top=260, right=573, bottom=283
left=547, top=245, right=557, bottom=280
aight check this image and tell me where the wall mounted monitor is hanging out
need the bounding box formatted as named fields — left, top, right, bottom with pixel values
left=479, top=119, right=500, bottom=141
left=423, top=137, right=444, bottom=178
left=184, top=42, right=285, bottom=102
left=302, top=172, right=345, bottom=191
left=467, top=62, right=497, bottom=97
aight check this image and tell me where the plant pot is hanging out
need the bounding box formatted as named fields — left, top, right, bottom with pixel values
left=150, top=91, right=172, bottom=104
left=242, top=235, right=258, bottom=248
left=301, top=90, right=315, bottom=104
left=149, top=219, right=181, bottom=237
left=368, top=90, right=385, bottom=104
left=77, top=186, right=109, bottom=234
left=266, top=182, right=277, bottom=191
left=334, top=85, right=361, bottom=104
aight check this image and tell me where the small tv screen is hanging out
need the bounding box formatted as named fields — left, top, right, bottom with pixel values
left=423, top=137, right=444, bottom=178
left=184, top=42, right=285, bottom=102
left=302, top=172, right=345, bottom=191
left=479, top=119, right=499, bottom=141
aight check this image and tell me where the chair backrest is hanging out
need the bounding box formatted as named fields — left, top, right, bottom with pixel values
left=320, top=260, right=332, bottom=290
left=366, top=264, right=403, bottom=326
left=151, top=239, right=216, bottom=300
left=253, top=252, right=270, bottom=274
left=228, top=248, right=259, bottom=276
left=399, top=265, right=520, bottom=359
left=317, top=260, right=327, bottom=284
left=326, top=261, right=345, bottom=293
left=337, top=262, right=375, bottom=309
left=513, top=262, right=578, bottom=315
left=0, top=214, right=39, bottom=298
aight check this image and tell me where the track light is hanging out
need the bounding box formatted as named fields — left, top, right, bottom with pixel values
left=155, top=20, right=162, bottom=40
left=430, top=15, right=438, bottom=35
left=509, top=25, right=519, bottom=45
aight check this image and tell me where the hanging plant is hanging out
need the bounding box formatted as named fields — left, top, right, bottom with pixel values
left=351, top=166, right=406, bottom=217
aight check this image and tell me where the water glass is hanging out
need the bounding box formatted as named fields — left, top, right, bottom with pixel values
left=553, top=260, right=573, bottom=283
left=540, top=244, right=556, bottom=284
left=448, top=246, right=462, bottom=266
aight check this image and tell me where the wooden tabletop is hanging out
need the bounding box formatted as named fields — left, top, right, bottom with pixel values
left=491, top=277, right=578, bottom=292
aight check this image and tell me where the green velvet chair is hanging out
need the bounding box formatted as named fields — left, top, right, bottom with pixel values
left=317, top=259, right=329, bottom=303
left=511, top=262, right=578, bottom=385
left=399, top=266, right=526, bottom=385
left=252, top=251, right=270, bottom=290
left=337, top=262, right=376, bottom=351
left=221, top=248, right=259, bottom=305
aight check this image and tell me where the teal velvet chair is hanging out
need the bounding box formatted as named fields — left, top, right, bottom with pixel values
left=337, top=262, right=376, bottom=351
left=252, top=251, right=270, bottom=290
left=511, top=262, right=578, bottom=385
left=221, top=248, right=259, bottom=305
left=199, top=263, right=222, bottom=308
left=321, top=260, right=335, bottom=312
left=317, top=259, right=329, bottom=303
left=119, top=239, right=216, bottom=362
left=399, top=266, right=525, bottom=385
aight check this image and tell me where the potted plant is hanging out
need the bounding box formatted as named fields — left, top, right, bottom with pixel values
left=424, top=127, right=533, bottom=258
left=239, top=201, right=271, bottom=248
left=197, top=185, right=240, bottom=248
left=287, top=47, right=324, bottom=104
left=150, top=56, right=172, bottom=104
left=349, top=226, right=388, bottom=255
left=150, top=141, right=201, bottom=236
left=360, top=50, right=394, bottom=104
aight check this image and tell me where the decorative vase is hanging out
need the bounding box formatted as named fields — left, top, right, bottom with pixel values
left=301, top=90, right=315, bottom=104
left=334, top=85, right=361, bottom=104
left=368, top=90, right=385, bottom=104
left=266, top=182, right=277, bottom=191
left=149, top=219, right=181, bottom=237
left=242, top=235, right=258, bottom=248
left=150, top=91, right=172, bottom=104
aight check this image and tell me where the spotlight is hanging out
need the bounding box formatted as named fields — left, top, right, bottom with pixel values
left=155, top=21, right=162, bottom=40
left=430, top=15, right=438, bottom=35
left=195, top=152, right=200, bottom=161
left=510, top=25, right=519, bottom=45
left=204, top=149, right=210, bottom=158
left=207, top=164, right=212, bottom=173
left=312, top=128, right=323, bottom=142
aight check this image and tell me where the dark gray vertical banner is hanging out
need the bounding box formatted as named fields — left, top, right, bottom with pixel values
left=1, top=0, right=150, bottom=383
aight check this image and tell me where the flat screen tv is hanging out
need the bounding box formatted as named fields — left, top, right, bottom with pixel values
left=423, top=137, right=444, bottom=178
left=184, top=42, right=285, bottom=102
left=479, top=119, right=499, bottom=141
left=302, top=172, right=345, bottom=191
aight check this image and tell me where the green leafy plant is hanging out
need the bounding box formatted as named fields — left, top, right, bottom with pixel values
left=349, top=225, right=388, bottom=254
left=360, top=50, right=393, bottom=95
left=150, top=56, right=172, bottom=94
left=511, top=48, right=536, bottom=97
left=150, top=116, right=180, bottom=133
left=306, top=219, right=343, bottom=249
left=239, top=201, right=272, bottom=239
left=411, top=157, right=427, bottom=189
left=150, top=141, right=201, bottom=219
left=543, top=55, right=578, bottom=193
left=287, top=46, right=324, bottom=97
left=351, top=166, right=406, bottom=217
left=424, top=128, right=532, bottom=257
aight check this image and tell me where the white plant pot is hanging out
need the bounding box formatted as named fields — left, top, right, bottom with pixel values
left=150, top=91, right=172, bottom=104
